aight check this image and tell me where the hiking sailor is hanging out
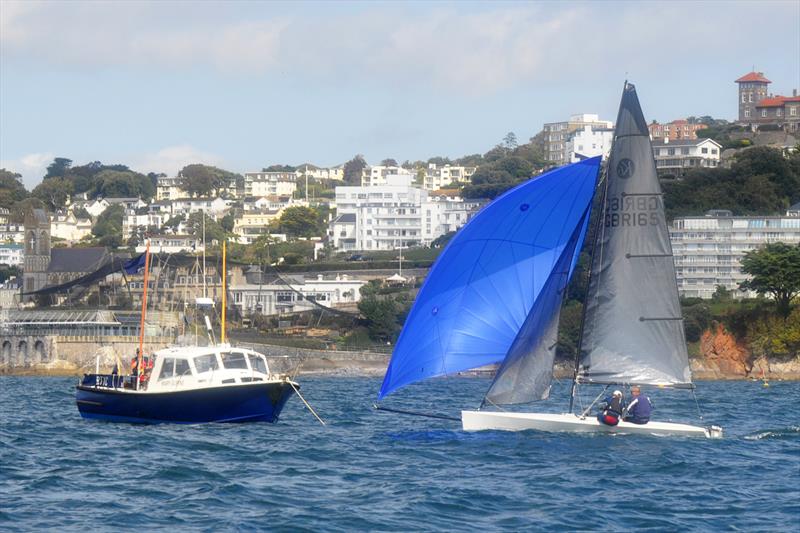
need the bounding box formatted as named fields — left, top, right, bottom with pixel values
left=597, top=390, right=624, bottom=426
left=623, top=385, right=652, bottom=424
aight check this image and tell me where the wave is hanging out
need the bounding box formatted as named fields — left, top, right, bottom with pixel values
left=744, top=425, right=800, bottom=440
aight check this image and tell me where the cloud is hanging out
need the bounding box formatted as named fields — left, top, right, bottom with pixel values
left=127, top=144, right=226, bottom=177
left=1, top=1, right=797, bottom=96
left=0, top=152, right=53, bottom=189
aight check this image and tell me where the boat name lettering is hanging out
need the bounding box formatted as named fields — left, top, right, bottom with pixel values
left=96, top=375, right=109, bottom=387
left=604, top=195, right=661, bottom=227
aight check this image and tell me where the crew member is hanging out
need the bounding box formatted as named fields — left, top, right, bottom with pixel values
left=623, top=386, right=652, bottom=424
left=598, top=390, right=624, bottom=426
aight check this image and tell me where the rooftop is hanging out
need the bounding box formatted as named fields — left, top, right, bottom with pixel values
left=735, top=71, right=771, bottom=83
left=47, top=247, right=108, bottom=273
left=755, top=95, right=800, bottom=107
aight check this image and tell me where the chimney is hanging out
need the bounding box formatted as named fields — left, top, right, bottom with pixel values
left=794, top=89, right=798, bottom=97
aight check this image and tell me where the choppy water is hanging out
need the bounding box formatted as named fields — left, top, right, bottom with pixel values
left=1, top=376, right=798, bottom=531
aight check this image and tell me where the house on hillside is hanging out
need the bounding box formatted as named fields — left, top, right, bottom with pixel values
left=651, top=138, right=722, bottom=177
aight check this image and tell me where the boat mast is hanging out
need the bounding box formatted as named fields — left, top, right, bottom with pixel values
left=202, top=210, right=207, bottom=299
left=221, top=240, right=227, bottom=344
left=137, top=240, right=151, bottom=390
left=568, top=160, right=610, bottom=414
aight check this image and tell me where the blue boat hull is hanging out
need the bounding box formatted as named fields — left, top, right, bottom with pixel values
left=76, top=380, right=296, bottom=424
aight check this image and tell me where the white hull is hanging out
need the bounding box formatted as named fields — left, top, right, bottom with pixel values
left=462, top=410, right=722, bottom=438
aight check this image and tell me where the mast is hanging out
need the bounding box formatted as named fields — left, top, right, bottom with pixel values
left=568, top=162, right=609, bottom=413
left=202, top=210, right=207, bottom=298
left=221, top=240, right=227, bottom=344
left=137, top=240, right=151, bottom=390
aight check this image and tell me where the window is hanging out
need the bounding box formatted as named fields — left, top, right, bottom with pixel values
left=159, top=357, right=175, bottom=379
left=791, top=106, right=798, bottom=116
left=277, top=291, right=293, bottom=302
left=741, top=93, right=746, bottom=103
left=681, top=148, right=689, bottom=155
left=248, top=354, right=267, bottom=374
left=744, top=108, right=751, bottom=118
left=748, top=93, right=753, bottom=103
left=175, top=359, right=191, bottom=376
left=777, top=108, right=782, bottom=117
left=761, top=109, right=767, bottom=117
left=701, top=147, right=708, bottom=154
left=194, top=353, right=219, bottom=373
left=221, top=352, right=248, bottom=370
left=667, top=148, right=675, bottom=155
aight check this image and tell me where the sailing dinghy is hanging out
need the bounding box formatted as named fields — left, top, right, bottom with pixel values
left=378, top=83, right=722, bottom=439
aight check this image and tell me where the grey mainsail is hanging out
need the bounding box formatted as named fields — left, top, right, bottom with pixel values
left=577, top=83, right=692, bottom=387
left=484, top=209, right=591, bottom=405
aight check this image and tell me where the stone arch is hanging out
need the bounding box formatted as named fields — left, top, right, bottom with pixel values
left=34, top=340, right=46, bottom=363
left=27, top=230, right=37, bottom=254
left=17, top=340, right=28, bottom=366
left=38, top=229, right=50, bottom=255
left=1, top=340, right=11, bottom=366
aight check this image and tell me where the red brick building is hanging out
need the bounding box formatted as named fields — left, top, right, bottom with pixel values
left=648, top=119, right=707, bottom=141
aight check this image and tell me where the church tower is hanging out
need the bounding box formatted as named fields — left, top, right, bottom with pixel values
left=23, top=208, right=51, bottom=298
left=735, top=71, right=771, bottom=124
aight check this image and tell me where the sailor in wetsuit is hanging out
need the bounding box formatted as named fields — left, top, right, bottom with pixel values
left=623, top=385, right=652, bottom=424
left=598, top=390, right=624, bottom=426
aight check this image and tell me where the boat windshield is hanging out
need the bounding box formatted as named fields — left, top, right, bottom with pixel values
left=195, top=353, right=219, bottom=373
left=159, top=357, right=193, bottom=379
left=248, top=354, right=267, bottom=374
left=221, top=352, right=248, bottom=370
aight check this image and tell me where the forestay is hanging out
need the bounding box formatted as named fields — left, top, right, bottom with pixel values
left=578, top=83, right=692, bottom=387
left=379, top=156, right=601, bottom=399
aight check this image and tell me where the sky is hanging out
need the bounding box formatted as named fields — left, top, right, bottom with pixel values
left=1, top=0, right=799, bottom=189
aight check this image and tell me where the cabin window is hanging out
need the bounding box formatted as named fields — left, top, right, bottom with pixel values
left=175, top=358, right=191, bottom=376
left=195, top=353, right=219, bottom=373
left=221, top=352, right=248, bottom=370
left=159, top=358, right=176, bottom=379
left=248, top=354, right=268, bottom=374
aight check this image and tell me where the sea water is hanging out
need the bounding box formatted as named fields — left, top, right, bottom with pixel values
left=1, top=376, right=798, bottom=531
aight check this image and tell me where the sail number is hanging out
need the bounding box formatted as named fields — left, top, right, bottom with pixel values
left=604, top=195, right=662, bottom=227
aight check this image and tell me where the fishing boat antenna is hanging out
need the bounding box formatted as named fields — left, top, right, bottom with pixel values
left=137, top=240, right=151, bottom=390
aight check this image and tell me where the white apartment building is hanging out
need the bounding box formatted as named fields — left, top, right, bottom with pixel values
left=0, top=224, right=24, bottom=244
left=0, top=208, right=9, bottom=225
left=423, top=164, right=477, bottom=191
left=136, top=235, right=204, bottom=254
left=0, top=243, right=23, bottom=266
left=169, top=197, right=231, bottom=219
left=329, top=185, right=484, bottom=251
left=233, top=210, right=283, bottom=244
left=543, top=114, right=614, bottom=165
left=244, top=172, right=297, bottom=197
left=122, top=211, right=167, bottom=239
left=50, top=212, right=92, bottom=243
left=566, top=125, right=615, bottom=163
left=361, top=165, right=417, bottom=187
left=156, top=175, right=183, bottom=201
left=230, top=273, right=365, bottom=316
left=670, top=208, right=800, bottom=299
left=652, top=138, right=722, bottom=176
left=157, top=173, right=239, bottom=200
left=300, top=166, right=345, bottom=181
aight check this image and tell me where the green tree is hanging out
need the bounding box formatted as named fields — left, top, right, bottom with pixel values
left=32, top=177, right=73, bottom=211
left=343, top=155, right=367, bottom=185
left=185, top=212, right=228, bottom=243
left=503, top=131, right=518, bottom=150
left=179, top=164, right=239, bottom=198
left=91, top=204, right=125, bottom=248
left=92, top=169, right=155, bottom=200
left=380, top=158, right=398, bottom=166
left=358, top=294, right=400, bottom=342
left=278, top=206, right=321, bottom=238
left=739, top=242, right=800, bottom=318
left=44, top=157, right=72, bottom=179
left=0, top=169, right=28, bottom=209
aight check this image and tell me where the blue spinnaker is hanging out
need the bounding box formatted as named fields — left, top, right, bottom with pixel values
left=378, top=157, right=601, bottom=399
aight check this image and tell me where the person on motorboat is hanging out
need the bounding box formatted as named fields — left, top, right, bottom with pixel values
left=623, top=386, right=652, bottom=424
left=597, top=390, right=624, bottom=426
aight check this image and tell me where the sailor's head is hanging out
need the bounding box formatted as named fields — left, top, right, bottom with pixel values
left=613, top=390, right=622, bottom=398
left=631, top=386, right=641, bottom=395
